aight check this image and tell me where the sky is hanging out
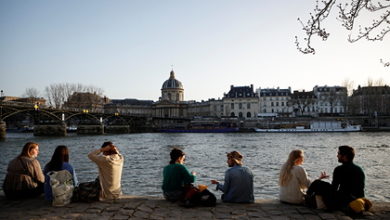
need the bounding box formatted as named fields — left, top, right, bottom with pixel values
left=0, top=0, right=389, bottom=102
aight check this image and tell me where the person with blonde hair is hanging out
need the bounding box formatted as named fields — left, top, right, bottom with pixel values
left=279, top=149, right=327, bottom=204
left=211, top=151, right=254, bottom=203
left=3, top=142, right=45, bottom=199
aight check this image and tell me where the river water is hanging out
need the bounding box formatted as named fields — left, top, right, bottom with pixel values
left=0, top=132, right=389, bottom=202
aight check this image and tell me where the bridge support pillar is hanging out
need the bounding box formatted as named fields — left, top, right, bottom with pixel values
left=0, top=121, right=6, bottom=140
left=77, top=124, right=104, bottom=135
left=33, top=124, right=67, bottom=136
left=105, top=125, right=130, bottom=134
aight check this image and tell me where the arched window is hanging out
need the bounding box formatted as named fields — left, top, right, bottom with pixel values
left=168, top=93, right=171, bottom=100
left=176, top=93, right=179, bottom=101
left=247, top=112, right=251, bottom=118
left=230, top=112, right=235, bottom=117
left=239, top=112, right=243, bottom=118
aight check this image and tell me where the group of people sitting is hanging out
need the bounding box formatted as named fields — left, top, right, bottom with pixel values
left=2, top=141, right=124, bottom=203
left=162, top=145, right=371, bottom=213
left=2, top=141, right=371, bottom=213
left=278, top=146, right=371, bottom=213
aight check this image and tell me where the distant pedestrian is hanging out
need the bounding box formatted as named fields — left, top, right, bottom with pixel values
left=279, top=149, right=328, bottom=204
left=88, top=141, right=124, bottom=201
left=43, top=145, right=78, bottom=202
left=307, top=145, right=368, bottom=211
left=211, top=151, right=254, bottom=203
left=3, top=142, right=45, bottom=199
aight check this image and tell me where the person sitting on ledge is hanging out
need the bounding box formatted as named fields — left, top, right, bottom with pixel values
left=307, top=145, right=367, bottom=211
left=211, top=151, right=254, bottom=203
left=88, top=141, right=124, bottom=201
left=162, top=148, right=196, bottom=202
left=3, top=142, right=45, bottom=199
left=279, top=149, right=328, bottom=205
left=43, top=145, right=78, bottom=202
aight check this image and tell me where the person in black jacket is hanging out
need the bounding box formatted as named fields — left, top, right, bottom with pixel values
left=307, top=145, right=365, bottom=210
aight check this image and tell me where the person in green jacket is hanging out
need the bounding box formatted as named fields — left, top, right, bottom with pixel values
left=162, top=148, right=196, bottom=202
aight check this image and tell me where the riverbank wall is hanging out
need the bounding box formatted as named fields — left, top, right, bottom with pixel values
left=1, top=194, right=389, bottom=220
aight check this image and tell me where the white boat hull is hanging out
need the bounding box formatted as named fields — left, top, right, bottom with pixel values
left=254, top=125, right=361, bottom=133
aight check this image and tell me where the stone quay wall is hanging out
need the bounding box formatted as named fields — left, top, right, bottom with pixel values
left=0, top=195, right=389, bottom=220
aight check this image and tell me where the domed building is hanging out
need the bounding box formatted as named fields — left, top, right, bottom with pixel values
left=160, top=70, right=184, bottom=102
left=154, top=70, right=188, bottom=119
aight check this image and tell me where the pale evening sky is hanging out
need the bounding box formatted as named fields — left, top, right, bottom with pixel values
left=0, top=0, right=388, bottom=102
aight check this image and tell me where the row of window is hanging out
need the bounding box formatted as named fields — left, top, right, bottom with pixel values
left=260, top=97, right=289, bottom=101
left=262, top=101, right=286, bottom=107
left=230, top=112, right=252, bottom=118
left=262, top=107, right=345, bottom=113
left=231, top=103, right=251, bottom=110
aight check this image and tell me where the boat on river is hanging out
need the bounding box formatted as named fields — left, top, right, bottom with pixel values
left=254, top=121, right=361, bottom=133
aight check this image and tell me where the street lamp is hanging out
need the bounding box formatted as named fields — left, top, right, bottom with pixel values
left=34, top=104, right=39, bottom=111
left=83, top=109, right=89, bottom=114
left=115, top=112, right=119, bottom=116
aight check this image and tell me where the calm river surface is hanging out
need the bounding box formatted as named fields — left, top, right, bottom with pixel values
left=0, top=132, right=389, bottom=202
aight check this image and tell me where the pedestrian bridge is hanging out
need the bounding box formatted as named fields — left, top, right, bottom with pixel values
left=0, top=101, right=153, bottom=139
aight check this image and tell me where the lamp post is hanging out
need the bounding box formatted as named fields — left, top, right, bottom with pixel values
left=33, top=103, right=39, bottom=128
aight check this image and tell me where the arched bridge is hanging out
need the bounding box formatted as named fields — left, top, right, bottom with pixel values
left=0, top=101, right=151, bottom=138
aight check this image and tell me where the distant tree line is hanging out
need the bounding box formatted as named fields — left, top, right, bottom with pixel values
left=23, top=83, right=104, bottom=109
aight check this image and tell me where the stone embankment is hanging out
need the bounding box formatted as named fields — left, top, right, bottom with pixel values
left=1, top=195, right=390, bottom=220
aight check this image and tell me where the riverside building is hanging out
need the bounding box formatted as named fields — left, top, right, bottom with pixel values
left=290, top=90, right=318, bottom=117
left=222, top=85, right=259, bottom=119
left=153, top=70, right=188, bottom=118
left=313, top=85, right=347, bottom=115
left=256, top=87, right=292, bottom=117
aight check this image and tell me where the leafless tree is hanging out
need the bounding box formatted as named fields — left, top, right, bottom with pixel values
left=366, top=77, right=387, bottom=86
left=45, top=83, right=104, bottom=109
left=289, top=91, right=317, bottom=116
left=342, top=78, right=355, bottom=96
left=23, top=88, right=40, bottom=98
left=296, top=0, right=389, bottom=66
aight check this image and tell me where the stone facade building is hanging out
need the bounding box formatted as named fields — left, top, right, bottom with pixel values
left=63, top=92, right=109, bottom=113
left=290, top=90, right=317, bottom=117
left=104, top=99, right=154, bottom=116
left=153, top=70, right=188, bottom=118
left=160, top=70, right=184, bottom=102
left=187, top=98, right=224, bottom=118
left=349, top=85, right=390, bottom=115
left=313, top=85, right=347, bottom=115
left=222, top=85, right=259, bottom=119
left=257, top=87, right=292, bottom=117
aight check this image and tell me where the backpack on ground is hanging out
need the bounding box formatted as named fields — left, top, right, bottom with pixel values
left=48, top=170, right=74, bottom=207
left=74, top=177, right=100, bottom=202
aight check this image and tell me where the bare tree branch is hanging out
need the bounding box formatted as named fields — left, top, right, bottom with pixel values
left=296, top=0, right=389, bottom=65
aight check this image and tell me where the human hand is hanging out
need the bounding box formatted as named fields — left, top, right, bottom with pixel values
left=101, top=145, right=118, bottom=154
left=319, top=171, right=329, bottom=179
left=191, top=171, right=197, bottom=176
left=211, top=180, right=219, bottom=184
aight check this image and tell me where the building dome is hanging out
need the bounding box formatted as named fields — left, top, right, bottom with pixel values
left=161, top=70, right=183, bottom=89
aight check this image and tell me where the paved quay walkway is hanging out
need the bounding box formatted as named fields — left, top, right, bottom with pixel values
left=0, top=195, right=389, bottom=220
